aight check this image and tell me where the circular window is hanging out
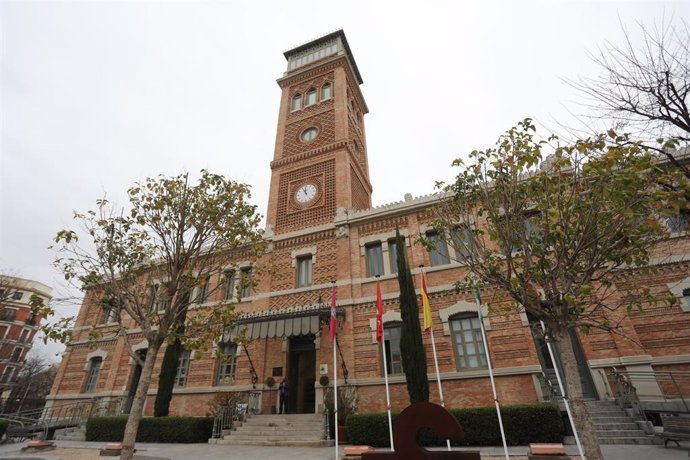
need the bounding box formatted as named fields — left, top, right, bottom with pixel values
left=301, top=127, right=318, bottom=142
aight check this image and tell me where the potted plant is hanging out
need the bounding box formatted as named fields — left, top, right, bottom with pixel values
left=324, top=384, right=357, bottom=444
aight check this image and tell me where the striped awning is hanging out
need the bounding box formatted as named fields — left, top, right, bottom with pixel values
left=221, top=305, right=345, bottom=342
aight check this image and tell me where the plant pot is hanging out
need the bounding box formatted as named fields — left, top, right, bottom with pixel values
left=337, top=425, right=347, bottom=445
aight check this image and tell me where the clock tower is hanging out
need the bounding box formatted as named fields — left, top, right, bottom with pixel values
left=266, top=30, right=372, bottom=235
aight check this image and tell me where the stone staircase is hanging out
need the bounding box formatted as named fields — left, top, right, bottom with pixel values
left=53, top=424, right=86, bottom=441
left=209, top=413, right=332, bottom=447
left=587, top=400, right=657, bottom=445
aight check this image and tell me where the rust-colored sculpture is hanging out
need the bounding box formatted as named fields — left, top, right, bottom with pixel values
left=361, top=402, right=481, bottom=460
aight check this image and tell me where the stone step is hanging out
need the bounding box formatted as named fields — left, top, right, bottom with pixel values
left=597, top=429, right=648, bottom=438
left=220, top=413, right=325, bottom=446
left=231, top=429, right=321, bottom=436
left=212, top=438, right=333, bottom=447
left=593, top=422, right=640, bottom=430
left=597, top=436, right=656, bottom=445
left=589, top=416, right=636, bottom=423
left=228, top=435, right=324, bottom=442
left=239, top=420, right=322, bottom=428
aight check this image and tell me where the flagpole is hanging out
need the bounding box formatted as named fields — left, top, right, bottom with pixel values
left=420, top=267, right=451, bottom=451
left=474, top=287, right=509, bottom=460
left=376, top=276, right=395, bottom=451
left=330, top=282, right=338, bottom=460
left=540, top=320, right=585, bottom=460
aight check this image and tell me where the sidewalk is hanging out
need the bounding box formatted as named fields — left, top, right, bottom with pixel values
left=0, top=440, right=688, bottom=459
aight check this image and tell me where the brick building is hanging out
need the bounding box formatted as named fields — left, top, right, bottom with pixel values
left=47, top=30, right=690, bottom=418
left=0, top=275, right=51, bottom=398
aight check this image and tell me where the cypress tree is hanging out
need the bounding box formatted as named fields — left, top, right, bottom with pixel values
left=395, top=229, right=429, bottom=404
left=153, top=334, right=184, bottom=417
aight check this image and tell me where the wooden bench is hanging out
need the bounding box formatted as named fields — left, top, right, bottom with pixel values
left=658, top=415, right=690, bottom=447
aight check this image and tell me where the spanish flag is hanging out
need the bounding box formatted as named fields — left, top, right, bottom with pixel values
left=421, top=270, right=432, bottom=334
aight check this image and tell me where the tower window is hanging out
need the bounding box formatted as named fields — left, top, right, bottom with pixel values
left=321, top=83, right=332, bottom=101
left=291, top=94, right=302, bottom=111
left=305, top=89, right=317, bottom=107
left=301, top=127, right=318, bottom=142
left=296, top=255, right=313, bottom=288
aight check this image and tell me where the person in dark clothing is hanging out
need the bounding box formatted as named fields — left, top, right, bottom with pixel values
left=278, top=378, right=289, bottom=414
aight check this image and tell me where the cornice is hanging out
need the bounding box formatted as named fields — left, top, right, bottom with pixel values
left=335, top=192, right=445, bottom=226
left=270, top=141, right=348, bottom=170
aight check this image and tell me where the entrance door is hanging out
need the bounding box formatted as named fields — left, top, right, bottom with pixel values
left=527, top=314, right=597, bottom=399
left=287, top=335, right=316, bottom=414
left=123, top=349, right=147, bottom=414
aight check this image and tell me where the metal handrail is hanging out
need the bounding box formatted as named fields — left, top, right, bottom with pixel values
left=613, top=369, right=690, bottom=412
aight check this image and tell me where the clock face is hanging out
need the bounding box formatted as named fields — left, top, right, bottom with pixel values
left=295, top=183, right=318, bottom=204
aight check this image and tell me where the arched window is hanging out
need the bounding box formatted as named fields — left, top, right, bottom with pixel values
left=83, top=357, right=102, bottom=393
left=321, top=83, right=332, bottom=101
left=291, top=94, right=302, bottom=111
left=450, top=314, right=487, bottom=370
left=305, top=88, right=317, bottom=107
left=217, top=342, right=238, bottom=385
left=383, top=323, right=403, bottom=375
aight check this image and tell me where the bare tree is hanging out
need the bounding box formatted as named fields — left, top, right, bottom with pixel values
left=7, top=354, right=56, bottom=412
left=569, top=17, right=690, bottom=176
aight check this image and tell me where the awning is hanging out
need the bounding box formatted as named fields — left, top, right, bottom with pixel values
left=222, top=304, right=345, bottom=342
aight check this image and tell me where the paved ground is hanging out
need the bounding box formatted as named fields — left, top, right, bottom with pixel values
left=0, top=440, right=688, bottom=459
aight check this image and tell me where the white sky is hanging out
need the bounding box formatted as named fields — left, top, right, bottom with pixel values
left=1, top=0, right=688, bottom=359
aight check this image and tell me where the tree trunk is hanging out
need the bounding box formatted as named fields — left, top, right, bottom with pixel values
left=120, top=340, right=161, bottom=460
left=555, top=328, right=603, bottom=460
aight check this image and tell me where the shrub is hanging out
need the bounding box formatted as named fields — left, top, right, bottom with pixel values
left=346, top=403, right=563, bottom=447
left=86, top=416, right=213, bottom=443
left=0, top=419, right=8, bottom=438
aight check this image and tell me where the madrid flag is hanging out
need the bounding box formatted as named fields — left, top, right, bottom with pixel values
left=376, top=279, right=384, bottom=344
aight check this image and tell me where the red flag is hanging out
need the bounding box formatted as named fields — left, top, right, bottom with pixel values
left=329, top=283, right=337, bottom=343
left=376, top=279, right=384, bottom=344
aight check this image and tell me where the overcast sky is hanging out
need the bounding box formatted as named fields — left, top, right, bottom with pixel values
left=2, top=0, right=688, bottom=359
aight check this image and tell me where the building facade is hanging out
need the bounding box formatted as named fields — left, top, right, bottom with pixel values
left=0, top=276, right=52, bottom=399
left=47, top=31, right=690, bottom=418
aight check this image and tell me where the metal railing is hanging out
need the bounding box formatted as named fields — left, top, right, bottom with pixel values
left=609, top=367, right=645, bottom=419
left=0, top=399, right=95, bottom=442
left=610, top=368, right=690, bottom=412
left=211, top=400, right=249, bottom=439
left=537, top=372, right=560, bottom=403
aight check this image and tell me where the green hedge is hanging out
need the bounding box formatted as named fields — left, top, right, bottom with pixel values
left=86, top=416, right=213, bottom=443
left=0, top=419, right=8, bottom=438
left=346, top=403, right=564, bottom=447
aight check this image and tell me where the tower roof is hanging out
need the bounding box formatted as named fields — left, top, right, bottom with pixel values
left=283, top=29, right=363, bottom=84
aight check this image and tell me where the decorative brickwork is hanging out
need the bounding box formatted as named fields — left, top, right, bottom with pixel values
left=283, top=109, right=335, bottom=158
left=351, top=166, right=369, bottom=211
left=276, top=159, right=336, bottom=232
